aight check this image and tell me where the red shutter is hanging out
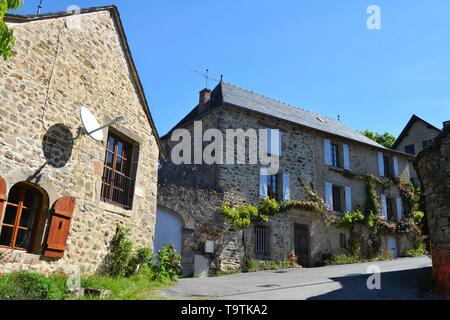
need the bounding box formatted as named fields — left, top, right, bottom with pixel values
left=0, top=177, right=6, bottom=223
left=44, top=196, right=76, bottom=258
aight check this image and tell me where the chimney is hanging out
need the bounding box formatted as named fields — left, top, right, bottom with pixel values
left=443, top=120, right=450, bottom=131
left=198, top=88, right=211, bottom=113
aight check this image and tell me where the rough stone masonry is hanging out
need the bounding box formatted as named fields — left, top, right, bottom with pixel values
left=415, top=126, right=450, bottom=296
left=0, top=7, right=160, bottom=275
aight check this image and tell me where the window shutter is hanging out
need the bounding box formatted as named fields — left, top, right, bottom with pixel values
left=396, top=197, right=403, bottom=221
left=380, top=194, right=387, bottom=219
left=44, top=196, right=76, bottom=258
left=0, top=177, right=7, bottom=223
left=377, top=152, right=385, bottom=176
left=324, top=139, right=332, bottom=166
left=343, top=144, right=350, bottom=170
left=325, top=182, right=333, bottom=211
left=265, top=129, right=271, bottom=155
left=345, top=186, right=352, bottom=212
left=393, top=156, right=399, bottom=177
left=283, top=173, right=290, bottom=201
left=259, top=168, right=268, bottom=199
left=279, top=131, right=283, bottom=156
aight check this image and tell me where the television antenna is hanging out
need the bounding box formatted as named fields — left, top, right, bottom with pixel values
left=37, top=0, right=44, bottom=15
left=73, top=107, right=126, bottom=141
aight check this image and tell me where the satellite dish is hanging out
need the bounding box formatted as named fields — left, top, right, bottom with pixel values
left=80, top=107, right=104, bottom=141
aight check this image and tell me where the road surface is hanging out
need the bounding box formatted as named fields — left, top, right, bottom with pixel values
left=161, top=256, right=445, bottom=300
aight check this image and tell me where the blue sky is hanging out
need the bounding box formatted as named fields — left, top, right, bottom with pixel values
left=13, top=0, right=450, bottom=136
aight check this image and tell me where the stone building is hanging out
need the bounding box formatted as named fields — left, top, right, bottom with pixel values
left=415, top=127, right=450, bottom=296
left=393, top=115, right=444, bottom=186
left=0, top=6, right=161, bottom=274
left=158, top=81, right=416, bottom=274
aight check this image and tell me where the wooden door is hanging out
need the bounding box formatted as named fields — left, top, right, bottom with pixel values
left=294, top=224, right=309, bottom=267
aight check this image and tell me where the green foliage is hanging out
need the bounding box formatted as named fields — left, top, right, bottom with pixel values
left=0, top=0, right=23, bottom=60
left=79, top=275, right=171, bottom=300
left=249, top=259, right=298, bottom=272
left=321, top=252, right=393, bottom=266
left=402, top=247, right=426, bottom=258
left=128, top=246, right=154, bottom=277
left=414, top=211, right=425, bottom=225
left=335, top=210, right=365, bottom=229
left=108, top=225, right=134, bottom=277
left=153, top=244, right=182, bottom=281
left=258, top=198, right=280, bottom=216
left=0, top=271, right=67, bottom=300
left=360, top=130, right=396, bottom=148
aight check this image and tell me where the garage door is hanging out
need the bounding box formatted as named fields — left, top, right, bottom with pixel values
left=154, top=207, right=183, bottom=255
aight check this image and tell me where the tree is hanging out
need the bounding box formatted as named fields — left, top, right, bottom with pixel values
left=1, top=0, right=23, bottom=60
left=361, top=130, right=396, bottom=149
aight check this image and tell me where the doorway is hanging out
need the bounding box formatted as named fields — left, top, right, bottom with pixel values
left=294, top=224, right=310, bottom=267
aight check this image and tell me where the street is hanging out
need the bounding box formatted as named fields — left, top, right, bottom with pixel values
left=162, top=256, right=445, bottom=300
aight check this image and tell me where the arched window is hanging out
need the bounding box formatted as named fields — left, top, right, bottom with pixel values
left=0, top=183, right=43, bottom=251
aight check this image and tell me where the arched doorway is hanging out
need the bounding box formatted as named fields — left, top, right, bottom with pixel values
left=0, top=182, right=47, bottom=252
left=154, top=207, right=184, bottom=255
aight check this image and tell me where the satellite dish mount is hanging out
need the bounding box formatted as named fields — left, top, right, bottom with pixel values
left=73, top=107, right=126, bottom=141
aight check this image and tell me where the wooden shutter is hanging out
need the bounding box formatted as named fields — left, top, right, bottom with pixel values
left=345, top=186, right=352, bottom=212
left=259, top=168, right=268, bottom=199
left=343, top=144, right=350, bottom=170
left=283, top=173, right=290, bottom=201
left=44, top=196, right=76, bottom=258
left=377, top=152, right=385, bottom=176
left=324, top=139, right=332, bottom=166
left=0, top=177, right=7, bottom=223
left=270, top=129, right=280, bottom=156
left=325, top=182, right=333, bottom=211
left=393, top=156, right=399, bottom=177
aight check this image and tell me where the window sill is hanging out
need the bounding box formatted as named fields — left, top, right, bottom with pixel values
left=0, top=248, right=50, bottom=264
left=99, top=201, right=133, bottom=218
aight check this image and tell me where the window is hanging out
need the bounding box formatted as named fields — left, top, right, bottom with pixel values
left=0, top=183, right=42, bottom=251
left=101, top=132, right=136, bottom=210
left=386, top=198, right=395, bottom=221
left=265, top=129, right=282, bottom=156
left=331, top=143, right=340, bottom=167
left=254, top=225, right=269, bottom=257
left=404, top=144, right=415, bottom=155
left=340, top=233, right=347, bottom=249
left=332, top=185, right=343, bottom=213
left=383, top=156, right=392, bottom=177
left=422, top=140, right=431, bottom=149
left=267, top=175, right=279, bottom=201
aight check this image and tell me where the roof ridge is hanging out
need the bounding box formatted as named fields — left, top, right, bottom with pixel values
left=221, top=81, right=341, bottom=124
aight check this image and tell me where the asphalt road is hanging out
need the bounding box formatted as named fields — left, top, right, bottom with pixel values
left=161, top=256, right=446, bottom=300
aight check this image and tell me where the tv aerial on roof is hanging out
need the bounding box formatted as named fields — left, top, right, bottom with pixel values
left=76, top=106, right=126, bottom=141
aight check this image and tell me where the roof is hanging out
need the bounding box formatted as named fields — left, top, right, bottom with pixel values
left=5, top=6, right=163, bottom=157
left=392, top=114, right=443, bottom=149
left=165, top=82, right=412, bottom=156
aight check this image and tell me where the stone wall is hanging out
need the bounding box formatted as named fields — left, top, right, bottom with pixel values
left=157, top=184, right=245, bottom=274
left=415, top=128, right=450, bottom=295
left=0, top=10, right=159, bottom=275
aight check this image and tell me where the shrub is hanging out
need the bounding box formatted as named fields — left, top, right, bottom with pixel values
left=108, top=225, right=134, bottom=277
left=402, top=247, right=426, bottom=258
left=153, top=244, right=182, bottom=281
left=258, top=198, right=280, bottom=216
left=0, top=272, right=67, bottom=300
left=414, top=211, right=425, bottom=225
left=128, top=246, right=154, bottom=277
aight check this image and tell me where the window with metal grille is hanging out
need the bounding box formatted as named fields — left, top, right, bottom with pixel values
left=0, top=183, right=42, bottom=251
left=254, top=226, right=269, bottom=257
left=101, top=132, right=136, bottom=210
left=340, top=233, right=347, bottom=249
